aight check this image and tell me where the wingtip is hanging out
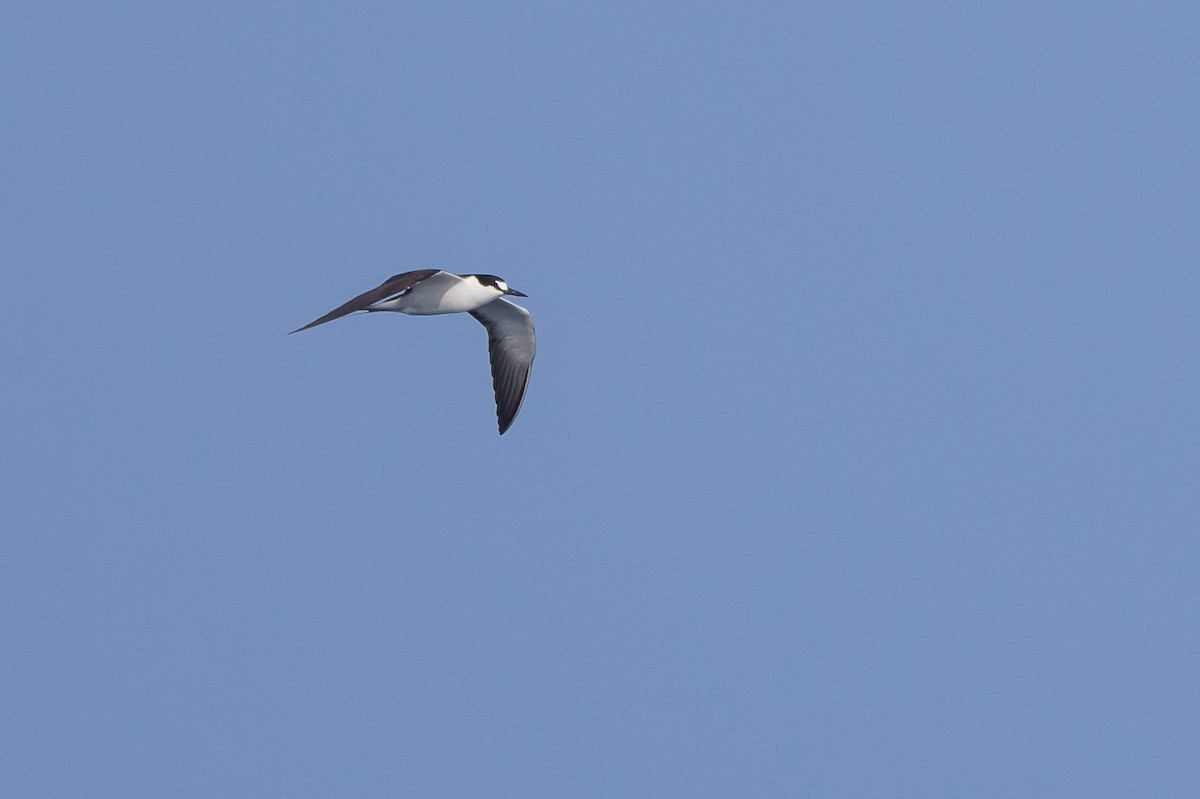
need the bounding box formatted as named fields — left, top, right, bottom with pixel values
left=289, top=319, right=324, bottom=334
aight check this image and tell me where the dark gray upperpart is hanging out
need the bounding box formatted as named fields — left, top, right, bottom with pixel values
left=289, top=269, right=441, bottom=333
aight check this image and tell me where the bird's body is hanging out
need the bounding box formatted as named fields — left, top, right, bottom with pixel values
left=292, top=270, right=536, bottom=434
left=367, top=270, right=511, bottom=315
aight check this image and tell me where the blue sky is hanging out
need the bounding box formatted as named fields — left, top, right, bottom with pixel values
left=2, top=2, right=1198, bottom=796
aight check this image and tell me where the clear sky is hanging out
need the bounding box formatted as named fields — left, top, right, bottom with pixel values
left=2, top=2, right=1198, bottom=796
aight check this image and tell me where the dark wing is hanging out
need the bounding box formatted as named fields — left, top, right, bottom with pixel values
left=289, top=269, right=442, bottom=333
left=469, top=298, right=536, bottom=435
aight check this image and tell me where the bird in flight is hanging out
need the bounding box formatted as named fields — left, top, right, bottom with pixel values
left=291, top=270, right=536, bottom=435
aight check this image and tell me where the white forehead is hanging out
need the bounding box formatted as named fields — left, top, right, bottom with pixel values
left=496, top=280, right=508, bottom=290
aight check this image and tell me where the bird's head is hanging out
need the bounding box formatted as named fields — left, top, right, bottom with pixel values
left=470, top=274, right=527, bottom=297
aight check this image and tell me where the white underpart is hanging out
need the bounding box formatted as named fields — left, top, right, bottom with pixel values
left=368, top=272, right=502, bottom=315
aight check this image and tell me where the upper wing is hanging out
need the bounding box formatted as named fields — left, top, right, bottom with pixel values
left=469, top=298, right=537, bottom=435
left=289, top=269, right=442, bottom=333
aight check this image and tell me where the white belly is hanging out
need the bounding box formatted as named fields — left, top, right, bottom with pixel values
left=369, top=272, right=500, bottom=315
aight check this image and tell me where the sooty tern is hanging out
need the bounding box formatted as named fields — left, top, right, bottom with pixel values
left=292, top=270, right=536, bottom=435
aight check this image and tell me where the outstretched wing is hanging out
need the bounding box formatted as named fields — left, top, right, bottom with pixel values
left=290, top=269, right=442, bottom=333
left=469, top=298, right=537, bottom=435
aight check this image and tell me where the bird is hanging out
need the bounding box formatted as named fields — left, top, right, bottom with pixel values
left=291, top=270, right=536, bottom=435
